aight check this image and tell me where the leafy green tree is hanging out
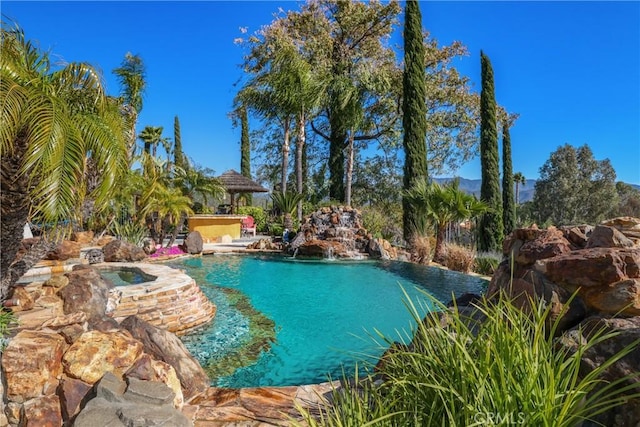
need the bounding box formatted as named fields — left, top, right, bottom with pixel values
left=238, top=104, right=253, bottom=205
left=401, top=0, right=428, bottom=245
left=173, top=115, right=185, bottom=171
left=615, top=182, right=640, bottom=217
left=478, top=51, right=503, bottom=252
left=1, top=25, right=127, bottom=298
left=113, top=52, right=146, bottom=165
left=502, top=120, right=515, bottom=237
left=532, top=144, right=617, bottom=225
left=513, top=171, right=526, bottom=204
left=238, top=0, right=482, bottom=207
left=404, top=179, right=488, bottom=262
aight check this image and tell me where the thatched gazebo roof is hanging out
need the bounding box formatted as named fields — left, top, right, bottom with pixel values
left=218, top=169, right=268, bottom=213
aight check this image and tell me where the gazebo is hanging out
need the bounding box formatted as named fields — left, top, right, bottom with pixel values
left=218, top=169, right=269, bottom=213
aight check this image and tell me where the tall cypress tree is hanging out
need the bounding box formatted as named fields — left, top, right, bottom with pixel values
left=478, top=51, right=503, bottom=252
left=240, top=104, right=252, bottom=205
left=173, top=115, right=184, bottom=171
left=502, top=120, right=515, bottom=237
left=401, top=0, right=428, bottom=245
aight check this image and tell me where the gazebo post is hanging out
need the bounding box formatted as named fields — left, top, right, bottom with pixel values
left=218, top=170, right=269, bottom=215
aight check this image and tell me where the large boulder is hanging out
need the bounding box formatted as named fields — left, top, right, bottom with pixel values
left=296, top=239, right=348, bottom=259
left=125, top=354, right=184, bottom=408
left=492, top=220, right=640, bottom=324
left=46, top=240, right=83, bottom=261
left=505, top=227, right=572, bottom=266
left=602, top=216, right=640, bottom=245
left=120, top=316, right=208, bottom=399
left=62, top=330, right=144, bottom=384
left=73, top=372, right=191, bottom=427
left=488, top=262, right=587, bottom=333
left=71, top=230, right=95, bottom=245
left=536, top=248, right=640, bottom=289
left=2, top=330, right=66, bottom=403
left=181, top=231, right=203, bottom=254
left=59, top=377, right=93, bottom=421
left=57, top=267, right=112, bottom=321
left=142, top=238, right=157, bottom=255
left=367, top=238, right=398, bottom=260
left=102, top=239, right=146, bottom=262
left=586, top=225, right=636, bottom=249
left=557, top=316, right=640, bottom=426
left=22, top=395, right=63, bottom=427
left=84, top=248, right=104, bottom=264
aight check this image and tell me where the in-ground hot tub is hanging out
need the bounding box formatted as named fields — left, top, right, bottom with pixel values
left=95, top=262, right=216, bottom=335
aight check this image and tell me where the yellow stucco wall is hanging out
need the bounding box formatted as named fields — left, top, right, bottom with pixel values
left=187, top=215, right=244, bottom=241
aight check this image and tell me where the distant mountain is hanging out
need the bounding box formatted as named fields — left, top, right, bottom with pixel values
left=433, top=177, right=537, bottom=202
left=433, top=178, right=640, bottom=203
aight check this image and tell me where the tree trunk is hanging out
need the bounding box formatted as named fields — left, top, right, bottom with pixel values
left=1, top=132, right=34, bottom=301
left=127, top=109, right=138, bottom=167
left=328, top=114, right=347, bottom=202
left=345, top=131, right=355, bottom=207
left=434, top=223, right=447, bottom=264
left=296, top=110, right=305, bottom=222
left=283, top=213, right=293, bottom=233
left=1, top=238, right=59, bottom=302
left=166, top=215, right=182, bottom=248
left=281, top=118, right=291, bottom=193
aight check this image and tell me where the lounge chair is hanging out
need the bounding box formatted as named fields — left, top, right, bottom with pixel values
left=241, top=215, right=257, bottom=237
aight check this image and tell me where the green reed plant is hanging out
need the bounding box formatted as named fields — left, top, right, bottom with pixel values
left=474, top=251, right=502, bottom=275
left=297, top=289, right=639, bottom=426
left=109, top=221, right=148, bottom=246
left=0, top=309, right=16, bottom=349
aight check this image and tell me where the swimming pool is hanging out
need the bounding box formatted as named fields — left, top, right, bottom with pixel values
left=170, top=255, right=487, bottom=388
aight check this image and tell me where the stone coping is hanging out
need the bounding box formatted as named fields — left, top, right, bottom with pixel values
left=21, top=258, right=87, bottom=278
left=93, top=262, right=217, bottom=335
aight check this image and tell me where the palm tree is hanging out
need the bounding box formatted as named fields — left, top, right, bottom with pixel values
left=138, top=125, right=164, bottom=161
left=1, top=25, right=127, bottom=299
left=270, top=191, right=303, bottom=232
left=113, top=52, right=146, bottom=165
left=174, top=163, right=225, bottom=207
left=404, top=179, right=488, bottom=263
left=141, top=185, right=193, bottom=247
left=513, top=172, right=526, bottom=204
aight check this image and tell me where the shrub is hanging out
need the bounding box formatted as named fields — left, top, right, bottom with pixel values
left=109, top=221, right=148, bottom=246
left=411, top=235, right=431, bottom=265
left=361, top=207, right=386, bottom=237
left=296, top=291, right=640, bottom=426
left=474, top=251, right=502, bottom=276
left=0, top=310, right=16, bottom=349
left=442, top=243, right=475, bottom=273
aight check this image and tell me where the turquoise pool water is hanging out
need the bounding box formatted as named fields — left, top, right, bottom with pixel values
left=170, top=255, right=487, bottom=388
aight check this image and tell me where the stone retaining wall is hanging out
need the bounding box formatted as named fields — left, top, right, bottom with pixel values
left=97, top=263, right=216, bottom=336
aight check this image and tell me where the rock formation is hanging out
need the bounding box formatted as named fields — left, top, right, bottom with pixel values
left=487, top=216, right=640, bottom=425
left=181, top=231, right=203, bottom=255
left=102, top=240, right=147, bottom=262
left=288, top=206, right=405, bottom=260
left=1, top=265, right=208, bottom=426
left=489, top=217, right=640, bottom=320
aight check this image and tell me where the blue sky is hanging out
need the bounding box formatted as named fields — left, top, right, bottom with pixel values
left=3, top=1, right=639, bottom=185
